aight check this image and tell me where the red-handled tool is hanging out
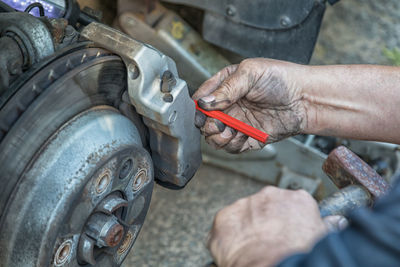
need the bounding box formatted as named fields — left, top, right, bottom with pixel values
left=194, top=100, right=269, bottom=143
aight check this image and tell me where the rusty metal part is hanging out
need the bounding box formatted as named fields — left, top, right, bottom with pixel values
left=85, top=213, right=125, bottom=247
left=323, top=146, right=391, bottom=198
left=81, top=22, right=202, bottom=188
left=319, top=185, right=372, bottom=217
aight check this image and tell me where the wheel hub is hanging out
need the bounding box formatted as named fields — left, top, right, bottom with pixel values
left=0, top=106, right=153, bottom=266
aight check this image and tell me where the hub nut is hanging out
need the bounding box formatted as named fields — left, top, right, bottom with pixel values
left=85, top=213, right=125, bottom=248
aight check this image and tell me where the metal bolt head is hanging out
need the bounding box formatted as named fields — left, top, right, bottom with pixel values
left=85, top=213, right=125, bottom=248
left=54, top=240, right=72, bottom=266
left=163, top=93, right=173, bottom=103
left=104, top=223, right=124, bottom=247
left=132, top=169, right=148, bottom=191
left=280, top=16, right=291, bottom=27
left=226, top=5, right=236, bottom=16
left=95, top=171, right=111, bottom=194
left=161, top=70, right=176, bottom=93
left=128, top=64, right=139, bottom=80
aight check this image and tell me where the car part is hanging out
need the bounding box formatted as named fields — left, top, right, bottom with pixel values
left=0, top=9, right=201, bottom=267
left=161, top=0, right=340, bottom=63
left=115, top=1, right=230, bottom=93
left=81, top=22, right=201, bottom=188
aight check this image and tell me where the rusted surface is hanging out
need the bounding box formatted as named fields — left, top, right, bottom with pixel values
left=322, top=146, right=390, bottom=198
left=105, top=224, right=124, bottom=247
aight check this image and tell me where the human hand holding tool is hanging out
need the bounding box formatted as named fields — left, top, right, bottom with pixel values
left=194, top=100, right=269, bottom=143
left=193, top=58, right=308, bottom=153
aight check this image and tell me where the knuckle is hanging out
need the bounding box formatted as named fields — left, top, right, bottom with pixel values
left=293, top=189, right=315, bottom=202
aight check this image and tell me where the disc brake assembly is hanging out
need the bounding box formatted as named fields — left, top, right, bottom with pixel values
left=0, top=12, right=201, bottom=267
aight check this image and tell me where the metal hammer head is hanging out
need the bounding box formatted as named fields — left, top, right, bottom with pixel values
left=322, top=146, right=390, bottom=198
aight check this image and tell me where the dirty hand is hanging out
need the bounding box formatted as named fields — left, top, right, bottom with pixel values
left=193, top=58, right=308, bottom=153
left=207, top=187, right=328, bottom=267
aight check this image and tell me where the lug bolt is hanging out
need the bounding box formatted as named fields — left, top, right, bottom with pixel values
left=132, top=169, right=148, bottom=191
left=95, top=171, right=111, bottom=194
left=118, top=231, right=133, bottom=255
left=54, top=239, right=72, bottom=266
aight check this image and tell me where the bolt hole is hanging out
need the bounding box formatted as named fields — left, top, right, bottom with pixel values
left=119, top=158, right=133, bottom=180
left=95, top=172, right=111, bottom=194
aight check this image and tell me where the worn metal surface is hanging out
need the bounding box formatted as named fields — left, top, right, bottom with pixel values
left=162, top=0, right=316, bottom=30
left=323, top=146, right=391, bottom=198
left=0, top=107, right=154, bottom=266
left=319, top=185, right=371, bottom=217
left=0, top=12, right=55, bottom=67
left=0, top=36, right=23, bottom=91
left=162, top=0, right=325, bottom=63
left=0, top=12, right=56, bottom=92
left=116, top=4, right=230, bottom=93
left=81, top=22, right=202, bottom=188
left=0, top=47, right=120, bottom=217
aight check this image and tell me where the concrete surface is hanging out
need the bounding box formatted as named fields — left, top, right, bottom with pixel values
left=311, top=0, right=400, bottom=65
left=123, top=164, right=266, bottom=267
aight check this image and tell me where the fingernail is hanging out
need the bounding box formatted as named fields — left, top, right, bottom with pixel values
left=221, top=127, right=232, bottom=139
left=338, top=218, right=349, bottom=229
left=214, top=119, right=225, bottom=132
left=194, top=110, right=206, bottom=128
left=199, top=95, right=215, bottom=103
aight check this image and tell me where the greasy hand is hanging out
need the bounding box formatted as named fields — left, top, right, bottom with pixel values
left=207, top=187, right=328, bottom=267
left=193, top=58, right=308, bottom=153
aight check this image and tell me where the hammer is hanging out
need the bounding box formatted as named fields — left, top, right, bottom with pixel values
left=319, top=145, right=391, bottom=217
left=206, top=146, right=392, bottom=267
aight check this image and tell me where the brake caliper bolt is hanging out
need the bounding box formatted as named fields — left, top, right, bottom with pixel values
left=163, top=93, right=173, bottom=103
left=128, top=64, right=140, bottom=80
left=160, top=70, right=176, bottom=93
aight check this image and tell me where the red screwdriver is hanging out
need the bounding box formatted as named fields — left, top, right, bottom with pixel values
left=194, top=100, right=269, bottom=143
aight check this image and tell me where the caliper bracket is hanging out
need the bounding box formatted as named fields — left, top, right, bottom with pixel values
left=81, top=22, right=201, bottom=188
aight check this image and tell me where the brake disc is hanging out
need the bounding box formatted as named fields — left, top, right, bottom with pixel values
left=0, top=46, right=153, bottom=266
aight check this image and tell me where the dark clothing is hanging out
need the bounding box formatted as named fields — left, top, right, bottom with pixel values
left=278, top=179, right=400, bottom=267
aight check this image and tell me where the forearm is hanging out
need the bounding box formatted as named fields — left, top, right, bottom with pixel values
left=299, top=65, right=400, bottom=143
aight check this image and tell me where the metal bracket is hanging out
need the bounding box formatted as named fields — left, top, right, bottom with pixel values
left=81, top=22, right=201, bottom=187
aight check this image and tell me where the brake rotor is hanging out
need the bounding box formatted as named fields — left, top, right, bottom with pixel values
left=0, top=46, right=153, bottom=266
